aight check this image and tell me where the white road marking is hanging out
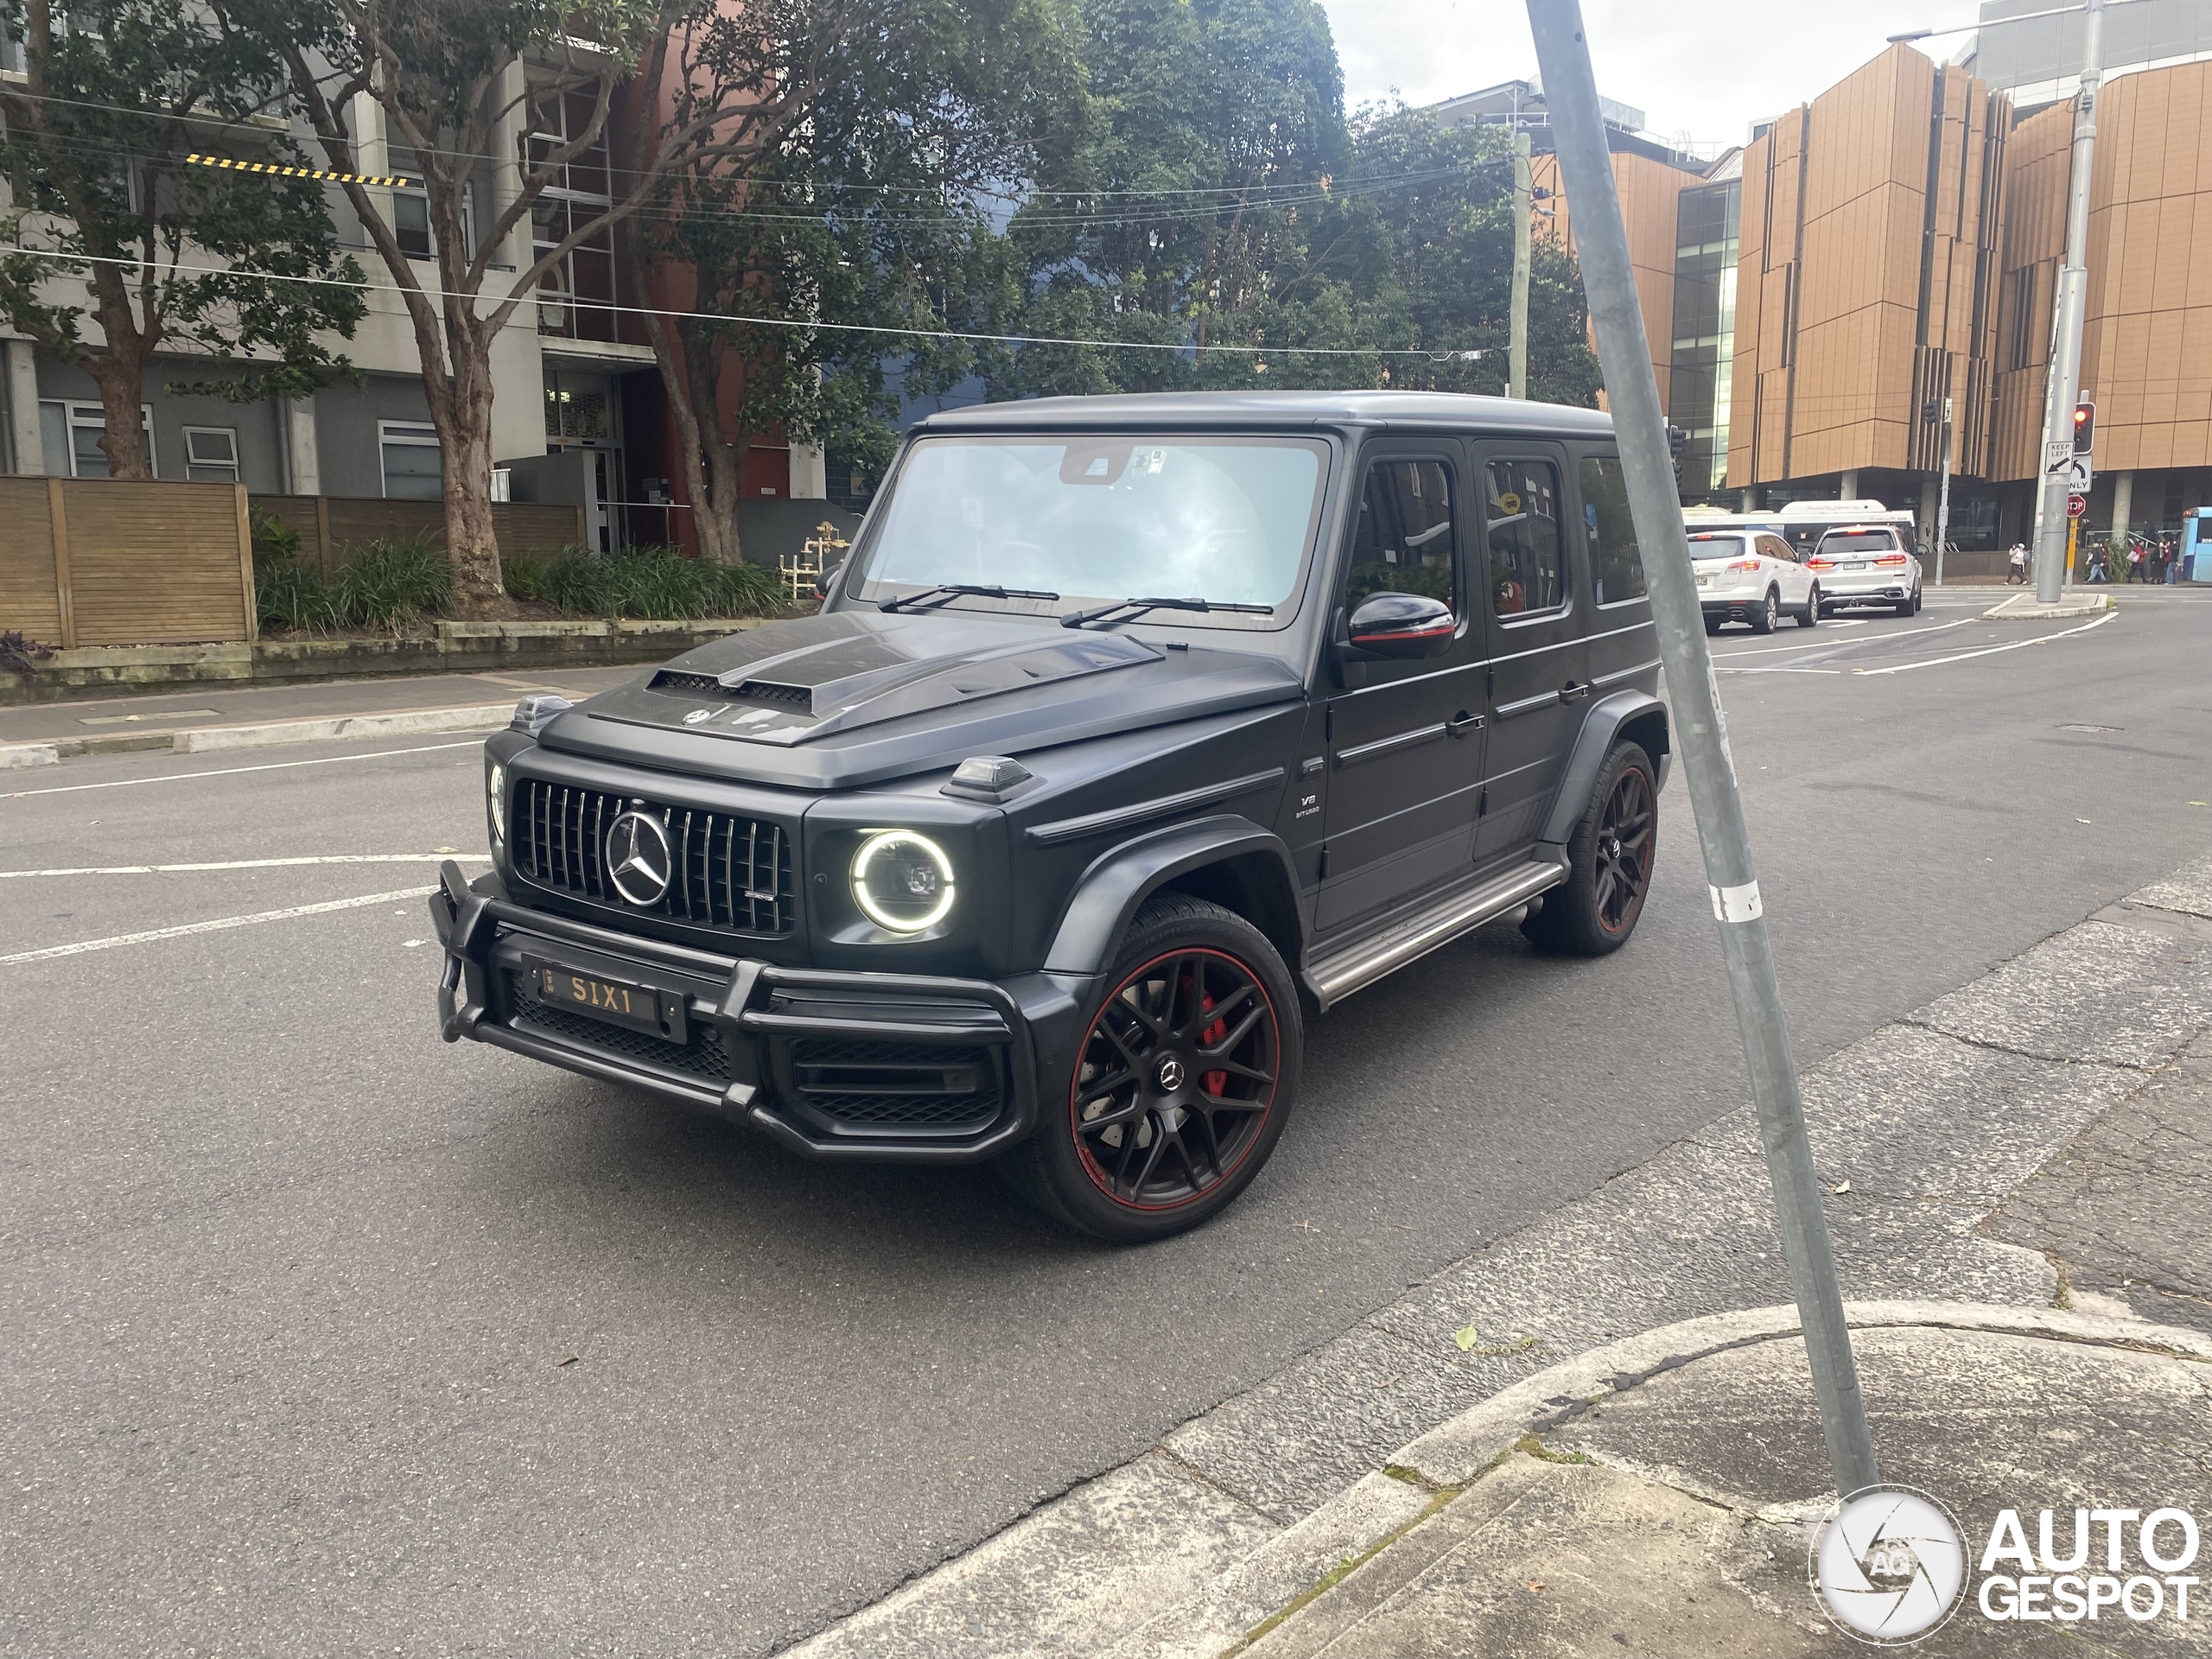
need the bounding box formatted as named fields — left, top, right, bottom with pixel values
left=1711, top=618, right=1968, bottom=660
left=0, top=741, right=480, bottom=799
left=1853, top=609, right=2118, bottom=675
left=0, top=853, right=492, bottom=879
left=0, top=887, right=435, bottom=964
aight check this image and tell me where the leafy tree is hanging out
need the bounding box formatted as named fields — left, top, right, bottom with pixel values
left=272, top=0, right=808, bottom=606
left=626, top=0, right=1083, bottom=565
left=0, top=0, right=365, bottom=479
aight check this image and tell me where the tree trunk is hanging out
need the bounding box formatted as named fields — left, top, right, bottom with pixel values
left=438, top=316, right=505, bottom=607
left=682, top=318, right=747, bottom=567
left=85, top=337, right=153, bottom=480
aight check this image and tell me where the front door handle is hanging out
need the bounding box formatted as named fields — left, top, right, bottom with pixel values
left=1559, top=681, right=1591, bottom=704
left=1447, top=711, right=1484, bottom=737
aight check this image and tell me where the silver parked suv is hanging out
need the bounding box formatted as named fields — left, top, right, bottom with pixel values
left=1806, top=524, right=1923, bottom=617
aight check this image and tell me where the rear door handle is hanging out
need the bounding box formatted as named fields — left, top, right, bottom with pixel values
left=1559, top=682, right=1591, bottom=704
left=1447, top=711, right=1484, bottom=737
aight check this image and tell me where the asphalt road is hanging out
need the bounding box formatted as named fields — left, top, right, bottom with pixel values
left=4, top=588, right=2209, bottom=1656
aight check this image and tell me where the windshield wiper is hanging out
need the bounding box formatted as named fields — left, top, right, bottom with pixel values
left=1060, top=595, right=1274, bottom=630
left=879, top=583, right=1059, bottom=613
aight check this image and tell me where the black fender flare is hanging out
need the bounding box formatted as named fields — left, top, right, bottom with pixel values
left=1042, top=813, right=1303, bottom=978
left=1540, top=690, right=1671, bottom=845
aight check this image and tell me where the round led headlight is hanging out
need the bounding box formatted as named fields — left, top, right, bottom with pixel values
left=851, top=830, right=956, bottom=933
left=487, top=760, right=507, bottom=844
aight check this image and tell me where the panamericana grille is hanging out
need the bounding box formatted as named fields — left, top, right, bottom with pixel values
left=789, top=1038, right=1002, bottom=1128
left=509, top=976, right=731, bottom=1083
left=510, top=779, right=795, bottom=933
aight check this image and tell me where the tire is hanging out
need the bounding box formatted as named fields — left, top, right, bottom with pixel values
left=1522, top=741, right=1657, bottom=957
left=998, top=893, right=1300, bottom=1243
left=1894, top=589, right=1916, bottom=618
left=1749, top=588, right=1779, bottom=635
left=1702, top=615, right=1720, bottom=636
left=1796, top=583, right=1821, bottom=627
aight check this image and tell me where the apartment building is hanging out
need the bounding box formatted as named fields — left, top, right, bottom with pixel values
left=0, top=44, right=824, bottom=556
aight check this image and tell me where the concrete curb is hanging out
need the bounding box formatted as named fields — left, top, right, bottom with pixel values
left=0, top=741, right=60, bottom=768
left=1105, top=1301, right=2212, bottom=1659
left=1981, top=591, right=2116, bottom=620
left=172, top=702, right=517, bottom=753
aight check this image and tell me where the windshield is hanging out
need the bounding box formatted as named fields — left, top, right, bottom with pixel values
left=850, top=435, right=1330, bottom=625
left=1816, top=531, right=1901, bottom=555
left=1686, top=534, right=1751, bottom=559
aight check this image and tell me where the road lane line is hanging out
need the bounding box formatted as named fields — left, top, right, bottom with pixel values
left=0, top=854, right=493, bottom=879
left=0, top=741, right=480, bottom=799
left=1853, top=609, right=2118, bottom=675
left=1711, top=618, right=1969, bottom=661
left=0, top=887, right=435, bottom=964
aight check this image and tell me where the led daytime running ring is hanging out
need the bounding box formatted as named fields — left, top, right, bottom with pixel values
left=851, top=830, right=957, bottom=932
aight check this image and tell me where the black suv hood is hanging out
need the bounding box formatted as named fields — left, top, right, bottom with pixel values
left=538, top=610, right=1305, bottom=790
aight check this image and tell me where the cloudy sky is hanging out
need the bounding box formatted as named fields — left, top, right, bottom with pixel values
left=1317, top=0, right=1989, bottom=149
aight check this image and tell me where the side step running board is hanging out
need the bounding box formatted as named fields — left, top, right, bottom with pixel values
left=1304, top=858, right=1567, bottom=1008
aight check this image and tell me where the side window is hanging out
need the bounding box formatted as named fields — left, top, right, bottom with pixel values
left=1579, top=454, right=1645, bottom=605
left=1342, top=458, right=1459, bottom=611
left=1765, top=536, right=1797, bottom=563
left=1484, top=457, right=1567, bottom=616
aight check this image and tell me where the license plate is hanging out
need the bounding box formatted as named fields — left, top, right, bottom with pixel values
left=526, top=958, right=686, bottom=1040
left=1695, top=573, right=1711, bottom=588
left=1839, top=561, right=1866, bottom=572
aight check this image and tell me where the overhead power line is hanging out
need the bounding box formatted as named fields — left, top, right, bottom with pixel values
left=0, top=241, right=1496, bottom=361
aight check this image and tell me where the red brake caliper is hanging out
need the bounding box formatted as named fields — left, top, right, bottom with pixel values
left=1199, top=989, right=1228, bottom=1097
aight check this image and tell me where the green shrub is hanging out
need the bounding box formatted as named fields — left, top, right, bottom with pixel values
left=332, top=535, right=451, bottom=630
left=257, top=559, right=340, bottom=633
left=515, top=544, right=783, bottom=620
left=502, top=550, right=550, bottom=604
left=250, top=505, right=303, bottom=563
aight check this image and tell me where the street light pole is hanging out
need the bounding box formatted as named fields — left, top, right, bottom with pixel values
left=1936, top=394, right=1953, bottom=587
left=1510, top=130, right=1532, bottom=399
left=1525, top=0, right=1880, bottom=1501
left=2033, top=0, right=2105, bottom=603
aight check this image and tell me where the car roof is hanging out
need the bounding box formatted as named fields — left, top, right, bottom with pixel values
left=913, top=390, right=1616, bottom=437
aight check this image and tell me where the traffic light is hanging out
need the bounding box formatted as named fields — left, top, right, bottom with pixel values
left=2073, top=401, right=2096, bottom=454
left=1668, top=423, right=1687, bottom=480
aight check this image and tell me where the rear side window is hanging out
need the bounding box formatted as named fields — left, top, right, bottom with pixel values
left=1686, top=533, right=1750, bottom=558
left=1344, top=459, right=1459, bottom=610
left=1579, top=455, right=1644, bottom=605
left=1485, top=458, right=1567, bottom=616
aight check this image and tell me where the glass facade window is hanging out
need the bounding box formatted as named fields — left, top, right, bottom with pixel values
left=531, top=87, right=617, bottom=342
left=1667, top=181, right=1739, bottom=502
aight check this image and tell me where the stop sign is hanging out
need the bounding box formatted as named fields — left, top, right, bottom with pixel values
left=2067, top=493, right=2088, bottom=518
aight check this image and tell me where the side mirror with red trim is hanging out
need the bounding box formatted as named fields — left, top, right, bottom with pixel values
left=1344, top=591, right=1456, bottom=659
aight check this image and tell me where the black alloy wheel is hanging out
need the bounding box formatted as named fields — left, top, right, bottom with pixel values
left=996, top=893, right=1301, bottom=1243
left=1072, top=946, right=1280, bottom=1210
left=1524, top=741, right=1657, bottom=956
left=1590, top=760, right=1656, bottom=936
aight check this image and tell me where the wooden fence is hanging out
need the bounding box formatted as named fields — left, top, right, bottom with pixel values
left=0, top=477, right=254, bottom=648
left=0, top=480, right=590, bottom=648
left=250, top=494, right=587, bottom=581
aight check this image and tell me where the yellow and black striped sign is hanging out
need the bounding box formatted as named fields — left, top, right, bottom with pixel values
left=185, top=152, right=415, bottom=189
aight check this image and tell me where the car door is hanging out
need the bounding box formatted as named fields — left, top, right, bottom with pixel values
left=1316, top=446, right=1487, bottom=932
left=1472, top=443, right=1587, bottom=866
left=1761, top=533, right=1812, bottom=609
left=1570, top=447, right=1659, bottom=695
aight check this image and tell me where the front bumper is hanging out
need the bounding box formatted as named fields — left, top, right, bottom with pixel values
left=429, top=861, right=1091, bottom=1164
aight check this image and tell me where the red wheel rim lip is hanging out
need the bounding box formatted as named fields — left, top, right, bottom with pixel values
left=1071, top=944, right=1281, bottom=1212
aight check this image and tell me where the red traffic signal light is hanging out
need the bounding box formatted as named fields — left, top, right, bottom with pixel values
left=2072, top=401, right=2096, bottom=454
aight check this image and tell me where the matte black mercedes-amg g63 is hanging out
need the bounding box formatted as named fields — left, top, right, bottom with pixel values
left=430, top=391, right=1669, bottom=1241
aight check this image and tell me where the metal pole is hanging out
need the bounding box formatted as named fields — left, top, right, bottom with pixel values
left=1510, top=130, right=1532, bottom=399
left=1525, top=0, right=1880, bottom=1500
left=2034, top=0, right=2104, bottom=604
left=1935, top=395, right=1952, bottom=587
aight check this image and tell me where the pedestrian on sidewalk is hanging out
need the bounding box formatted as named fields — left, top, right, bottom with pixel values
left=2087, top=543, right=2109, bottom=583
left=2128, top=542, right=2146, bottom=582
left=2007, top=542, right=2029, bottom=584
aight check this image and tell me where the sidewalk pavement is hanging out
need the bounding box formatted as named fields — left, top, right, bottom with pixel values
left=785, top=851, right=2212, bottom=1659
left=0, top=663, right=644, bottom=760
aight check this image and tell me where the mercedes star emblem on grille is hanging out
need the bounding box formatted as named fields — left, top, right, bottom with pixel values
left=605, top=809, right=673, bottom=906
left=683, top=708, right=715, bottom=725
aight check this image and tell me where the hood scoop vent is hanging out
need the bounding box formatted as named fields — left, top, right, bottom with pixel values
left=650, top=670, right=815, bottom=712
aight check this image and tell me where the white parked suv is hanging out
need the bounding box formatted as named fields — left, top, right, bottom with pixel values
left=1689, top=529, right=1820, bottom=634
left=1807, top=525, right=1923, bottom=617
